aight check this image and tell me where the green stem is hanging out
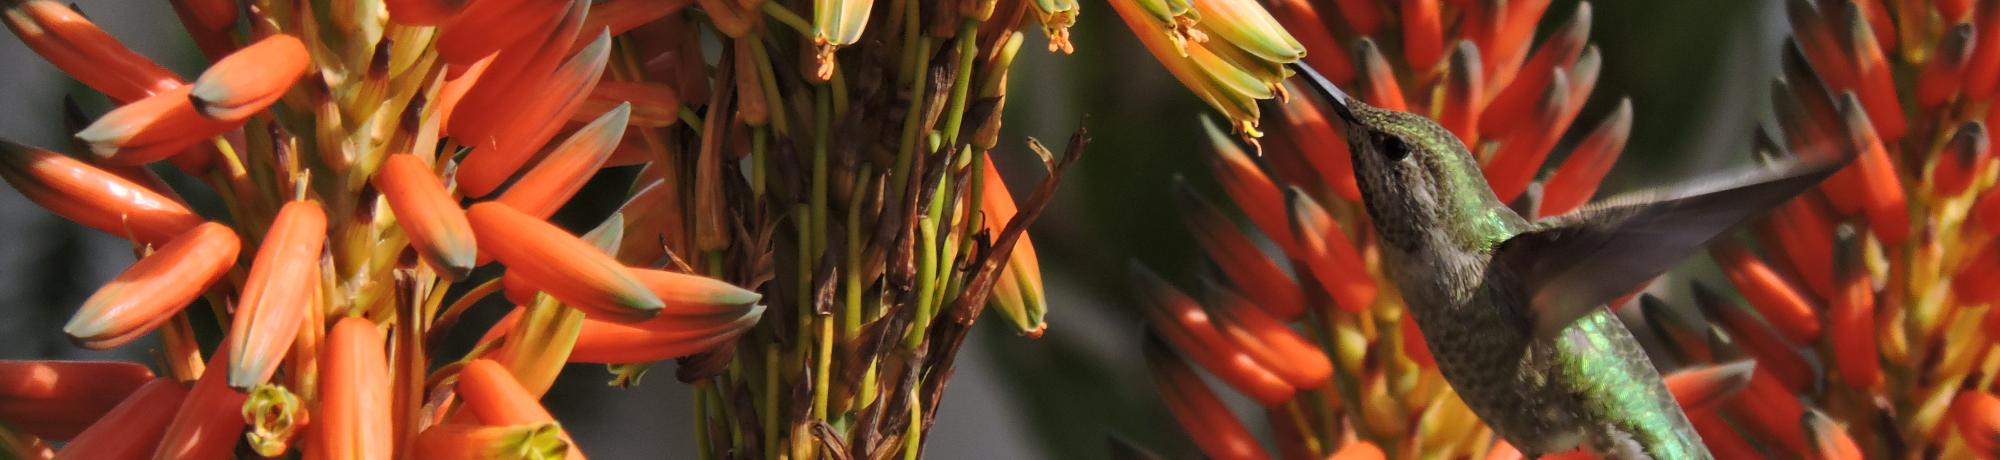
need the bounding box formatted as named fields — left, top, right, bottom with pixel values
left=694, top=383, right=713, bottom=460
left=844, top=166, right=872, bottom=339
left=889, top=3, right=930, bottom=204
left=752, top=126, right=769, bottom=198
left=760, top=2, right=813, bottom=36
left=811, top=87, right=832, bottom=260
left=904, top=217, right=939, bottom=350
left=936, top=19, right=980, bottom=152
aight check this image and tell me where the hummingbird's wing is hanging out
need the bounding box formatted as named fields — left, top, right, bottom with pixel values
left=1489, top=155, right=1848, bottom=340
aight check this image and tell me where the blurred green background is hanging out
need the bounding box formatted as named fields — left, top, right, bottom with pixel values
left=0, top=0, right=1782, bottom=457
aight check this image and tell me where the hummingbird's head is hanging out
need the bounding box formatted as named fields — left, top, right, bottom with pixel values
left=1287, top=62, right=1520, bottom=253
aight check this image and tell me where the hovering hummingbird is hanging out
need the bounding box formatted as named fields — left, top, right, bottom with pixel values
left=1285, top=62, right=1849, bottom=459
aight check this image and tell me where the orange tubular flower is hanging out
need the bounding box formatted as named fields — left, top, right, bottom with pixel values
left=67, top=222, right=240, bottom=349
left=373, top=153, right=478, bottom=280
left=452, top=360, right=582, bottom=458
left=1709, top=242, right=1822, bottom=345
left=384, top=0, right=470, bottom=26
left=1660, top=360, right=1755, bottom=416
left=1284, top=187, right=1376, bottom=313
left=1130, top=265, right=1294, bottom=406
left=1173, top=180, right=1304, bottom=320
left=155, top=345, right=248, bottom=460
left=468, top=202, right=662, bottom=319
left=54, top=378, right=188, bottom=460
left=1142, top=331, right=1269, bottom=460
left=0, top=140, right=202, bottom=245
left=0, top=360, right=154, bottom=440
left=566, top=302, right=765, bottom=363
left=453, top=31, right=612, bottom=198
left=76, top=34, right=308, bottom=166
left=497, top=104, right=629, bottom=220
left=227, top=200, right=328, bottom=389
left=319, top=317, right=392, bottom=460
left=0, top=0, right=183, bottom=103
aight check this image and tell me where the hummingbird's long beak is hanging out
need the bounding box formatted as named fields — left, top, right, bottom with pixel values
left=1286, top=62, right=1361, bottom=124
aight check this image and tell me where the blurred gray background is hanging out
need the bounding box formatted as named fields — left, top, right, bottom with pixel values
left=0, top=0, right=1783, bottom=458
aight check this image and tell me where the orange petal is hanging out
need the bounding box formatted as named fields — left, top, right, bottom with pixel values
left=374, top=154, right=478, bottom=280
left=613, top=180, right=672, bottom=265
left=452, top=360, right=584, bottom=459
left=1, top=0, right=184, bottom=103
left=498, top=103, right=628, bottom=219
left=1663, top=360, right=1756, bottom=415
left=227, top=200, right=328, bottom=389
left=1400, top=312, right=1434, bottom=368
left=412, top=422, right=572, bottom=460
left=1273, top=80, right=1359, bottom=202
left=1831, top=94, right=1909, bottom=245
left=386, top=0, right=471, bottom=25
left=1710, top=243, right=1822, bottom=345
left=1439, top=41, right=1485, bottom=145
left=1205, top=280, right=1331, bottom=389
left=466, top=202, right=662, bottom=318
left=1205, top=121, right=1293, bottom=254
left=67, top=222, right=239, bottom=349
left=1934, top=122, right=1989, bottom=198
left=189, top=34, right=310, bottom=122
left=435, top=0, right=571, bottom=66
left=1963, top=2, right=2000, bottom=103
left=1353, top=39, right=1405, bottom=112
left=567, top=303, right=764, bottom=363
left=1640, top=295, right=1714, bottom=363
left=1131, top=265, right=1294, bottom=405
left=446, top=0, right=585, bottom=145
left=0, top=140, right=201, bottom=244
left=1724, top=346, right=1811, bottom=456
left=456, top=31, right=611, bottom=197
left=1483, top=0, right=1555, bottom=87
left=1480, top=1, right=1588, bottom=139
left=1919, top=23, right=1973, bottom=109
left=1481, top=70, right=1570, bottom=204
left=1285, top=188, right=1376, bottom=313
left=628, top=268, right=761, bottom=317
left=1141, top=330, right=1270, bottom=460
left=0, top=360, right=153, bottom=440
left=320, top=317, right=392, bottom=460
left=1691, top=411, right=1765, bottom=460
left=73, top=85, right=232, bottom=166
left=1692, top=280, right=1816, bottom=395
left=53, top=378, right=187, bottom=460
left=1328, top=0, right=1383, bottom=36
left=1268, top=0, right=1353, bottom=84
left=1329, top=442, right=1385, bottom=460
left=435, top=56, right=494, bottom=137
left=1953, top=390, right=2000, bottom=457
left=1399, top=0, right=1442, bottom=70
left=1174, top=182, right=1303, bottom=320
left=154, top=346, right=248, bottom=460
left=1837, top=9, right=1903, bottom=141
left=1537, top=98, right=1632, bottom=218
left=1828, top=228, right=1880, bottom=390
left=1803, top=409, right=1861, bottom=460
left=1756, top=192, right=1838, bottom=300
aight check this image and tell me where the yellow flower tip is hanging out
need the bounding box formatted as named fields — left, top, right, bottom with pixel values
left=1042, top=12, right=1077, bottom=54
left=813, top=38, right=840, bottom=81
left=241, top=383, right=304, bottom=457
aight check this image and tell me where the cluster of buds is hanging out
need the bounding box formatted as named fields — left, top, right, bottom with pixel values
left=1106, top=0, right=1767, bottom=458
left=0, top=0, right=1207, bottom=454
left=1626, top=0, right=2000, bottom=458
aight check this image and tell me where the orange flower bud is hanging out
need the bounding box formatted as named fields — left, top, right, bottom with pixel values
left=1173, top=181, right=1303, bottom=320
left=412, top=423, right=571, bottom=460
left=54, top=378, right=187, bottom=460
left=1480, top=3, right=1589, bottom=140
left=320, top=317, right=392, bottom=460
left=447, top=0, right=586, bottom=145
left=1952, top=390, right=2000, bottom=456
left=1142, top=331, right=1268, bottom=460
left=467, top=202, right=662, bottom=319
left=154, top=346, right=248, bottom=460
left=385, top=0, right=470, bottom=25
left=227, top=200, right=327, bottom=389
left=453, top=360, right=583, bottom=458
left=1131, top=266, right=1293, bottom=405
left=188, top=34, right=310, bottom=122
left=0, top=360, right=153, bottom=440
left=577, top=81, right=681, bottom=128
left=1662, top=360, right=1755, bottom=415
left=0, top=139, right=201, bottom=245
left=567, top=302, right=764, bottom=363
left=1284, top=187, right=1376, bottom=312
left=1204, top=281, right=1331, bottom=389
left=67, top=222, right=239, bottom=349
left=1204, top=120, right=1292, bottom=254
left=435, top=0, right=571, bottom=66
left=72, top=85, right=230, bottom=166
left=498, top=104, right=628, bottom=219
left=1538, top=98, right=1632, bottom=218
left=1803, top=409, right=1861, bottom=460
left=374, top=154, right=478, bottom=280
left=1, top=0, right=183, bottom=103
left=1693, top=280, right=1816, bottom=396
left=456, top=31, right=610, bottom=197
left=1710, top=243, right=1822, bottom=345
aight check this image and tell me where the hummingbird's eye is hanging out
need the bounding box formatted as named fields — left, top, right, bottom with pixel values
left=1372, top=132, right=1411, bottom=161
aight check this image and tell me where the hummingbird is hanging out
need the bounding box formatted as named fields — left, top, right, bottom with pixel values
left=1285, top=62, right=1849, bottom=459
